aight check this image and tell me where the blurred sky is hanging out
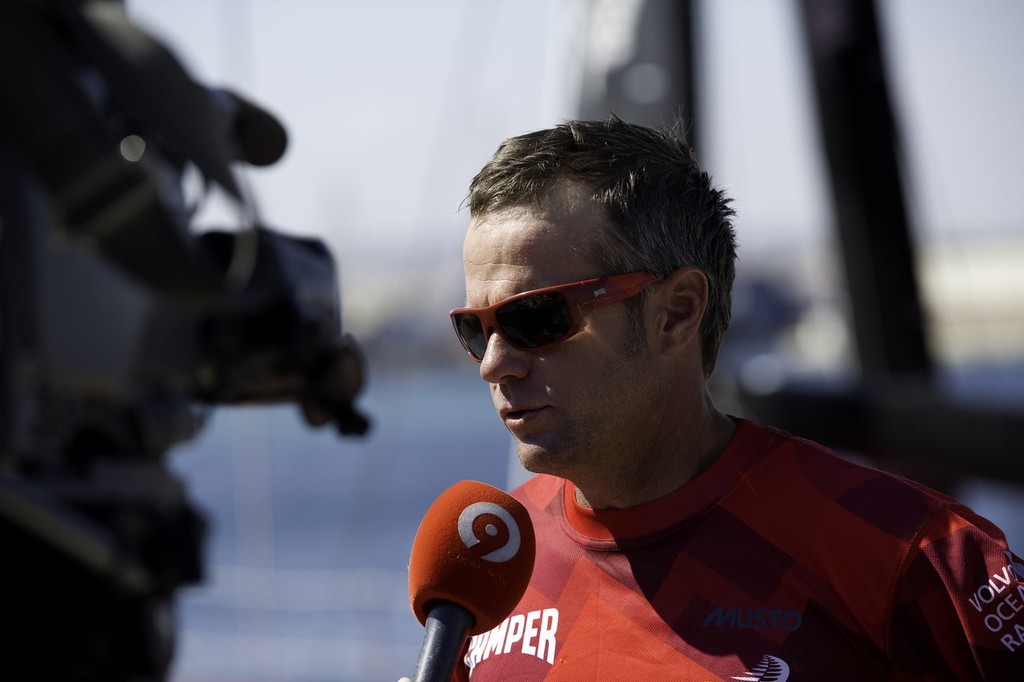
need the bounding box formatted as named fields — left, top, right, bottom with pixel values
left=128, top=0, right=586, bottom=338
left=127, top=0, right=1024, bottom=366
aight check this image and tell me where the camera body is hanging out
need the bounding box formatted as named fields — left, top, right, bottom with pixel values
left=0, top=2, right=367, bottom=678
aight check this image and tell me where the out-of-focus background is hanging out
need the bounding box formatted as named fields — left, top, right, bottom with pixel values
left=136, top=1, right=1023, bottom=680
left=7, top=1, right=1021, bottom=680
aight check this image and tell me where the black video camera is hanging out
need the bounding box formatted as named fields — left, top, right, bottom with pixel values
left=0, top=1, right=368, bottom=679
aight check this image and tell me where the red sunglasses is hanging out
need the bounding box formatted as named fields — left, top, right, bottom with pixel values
left=450, top=271, right=658, bottom=362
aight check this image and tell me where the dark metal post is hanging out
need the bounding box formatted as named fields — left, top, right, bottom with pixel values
left=798, top=0, right=932, bottom=379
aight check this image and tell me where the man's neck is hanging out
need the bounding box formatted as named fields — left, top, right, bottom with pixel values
left=572, top=407, right=737, bottom=511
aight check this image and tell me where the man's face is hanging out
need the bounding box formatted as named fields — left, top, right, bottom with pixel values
left=461, top=183, right=660, bottom=481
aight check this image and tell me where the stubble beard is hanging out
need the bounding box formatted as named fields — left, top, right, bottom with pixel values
left=511, top=339, right=655, bottom=484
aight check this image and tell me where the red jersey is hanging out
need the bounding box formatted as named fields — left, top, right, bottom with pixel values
left=458, top=419, right=1023, bottom=680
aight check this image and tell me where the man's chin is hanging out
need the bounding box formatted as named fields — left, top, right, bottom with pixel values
left=515, top=441, right=575, bottom=478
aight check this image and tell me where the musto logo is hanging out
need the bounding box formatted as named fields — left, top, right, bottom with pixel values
left=458, top=502, right=521, bottom=563
left=702, top=607, right=803, bottom=634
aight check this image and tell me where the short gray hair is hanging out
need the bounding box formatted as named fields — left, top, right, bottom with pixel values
left=468, top=116, right=737, bottom=377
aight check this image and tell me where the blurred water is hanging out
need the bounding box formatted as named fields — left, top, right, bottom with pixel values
left=167, top=363, right=1024, bottom=682
left=167, top=363, right=512, bottom=682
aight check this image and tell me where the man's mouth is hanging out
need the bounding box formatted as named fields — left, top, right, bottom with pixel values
left=501, top=405, right=547, bottom=422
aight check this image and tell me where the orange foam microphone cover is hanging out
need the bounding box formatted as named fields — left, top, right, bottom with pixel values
left=409, top=480, right=536, bottom=635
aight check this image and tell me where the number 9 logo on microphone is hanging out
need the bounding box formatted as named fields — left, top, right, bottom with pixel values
left=408, top=480, right=536, bottom=635
left=458, top=502, right=521, bottom=563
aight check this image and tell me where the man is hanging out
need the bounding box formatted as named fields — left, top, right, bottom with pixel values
left=446, top=118, right=1022, bottom=680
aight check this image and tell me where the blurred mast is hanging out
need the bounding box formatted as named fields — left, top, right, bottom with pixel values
left=576, top=0, right=701, bottom=154
left=571, top=0, right=1024, bottom=485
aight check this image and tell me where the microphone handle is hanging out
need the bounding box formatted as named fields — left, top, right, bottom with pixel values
left=413, top=601, right=475, bottom=682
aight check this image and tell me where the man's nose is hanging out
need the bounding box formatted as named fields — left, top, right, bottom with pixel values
left=479, top=330, right=530, bottom=383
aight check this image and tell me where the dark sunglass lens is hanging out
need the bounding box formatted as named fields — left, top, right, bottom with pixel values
left=453, top=313, right=487, bottom=359
left=497, top=293, right=573, bottom=349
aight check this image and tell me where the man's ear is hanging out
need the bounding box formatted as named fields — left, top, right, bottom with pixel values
left=653, top=266, right=707, bottom=354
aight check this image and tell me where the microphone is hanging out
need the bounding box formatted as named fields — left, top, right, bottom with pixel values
left=408, top=480, right=536, bottom=682
left=209, top=88, right=289, bottom=167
